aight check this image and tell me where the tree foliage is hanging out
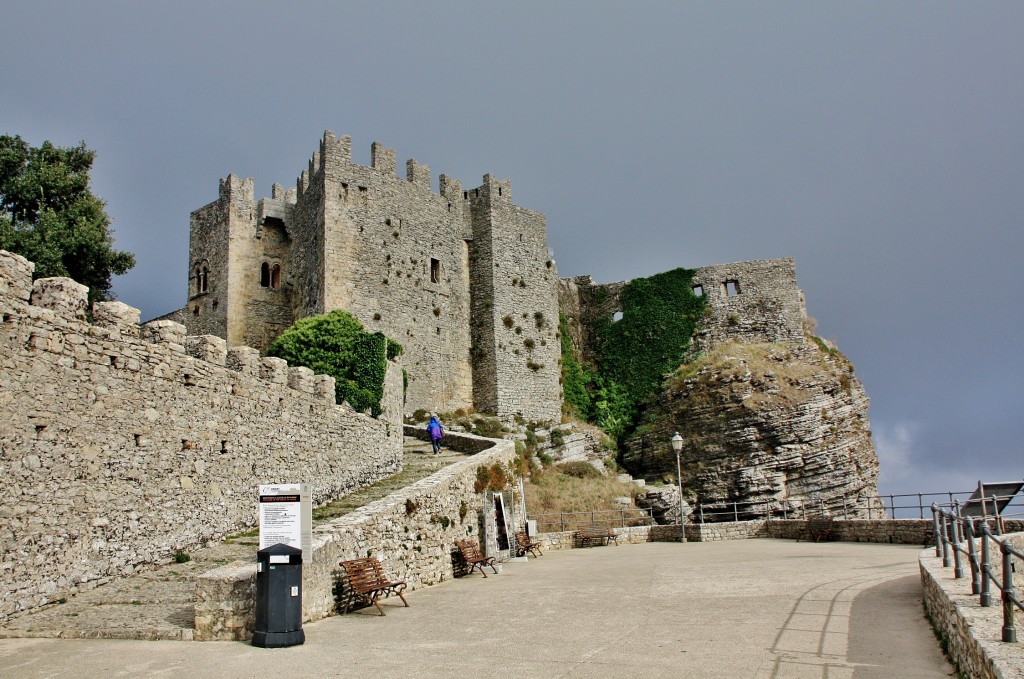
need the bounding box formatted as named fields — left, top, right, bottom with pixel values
left=0, top=135, right=135, bottom=303
left=266, top=310, right=402, bottom=418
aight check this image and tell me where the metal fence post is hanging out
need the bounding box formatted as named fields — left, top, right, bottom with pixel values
left=941, top=513, right=951, bottom=568
left=965, top=519, right=980, bottom=595
left=1001, top=542, right=1017, bottom=642
left=950, top=508, right=963, bottom=579
left=843, top=498, right=847, bottom=519
left=980, top=522, right=992, bottom=607
left=931, top=505, right=942, bottom=557
left=699, top=503, right=705, bottom=524
left=918, top=493, right=924, bottom=519
left=560, top=513, right=565, bottom=532
left=733, top=502, right=738, bottom=522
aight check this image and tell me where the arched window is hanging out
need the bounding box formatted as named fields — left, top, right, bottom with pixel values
left=194, top=262, right=210, bottom=294
left=270, top=264, right=281, bottom=289
left=260, top=262, right=270, bottom=287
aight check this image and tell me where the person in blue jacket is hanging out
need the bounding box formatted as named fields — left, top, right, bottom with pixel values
left=427, top=415, right=445, bottom=454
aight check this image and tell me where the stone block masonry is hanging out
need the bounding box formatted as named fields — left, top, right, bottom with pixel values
left=0, top=249, right=404, bottom=621
left=194, top=430, right=518, bottom=641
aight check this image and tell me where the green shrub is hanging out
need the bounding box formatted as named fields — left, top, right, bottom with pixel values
left=267, top=310, right=402, bottom=418
left=557, top=461, right=603, bottom=479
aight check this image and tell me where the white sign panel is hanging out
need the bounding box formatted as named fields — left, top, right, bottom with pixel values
left=258, top=483, right=312, bottom=556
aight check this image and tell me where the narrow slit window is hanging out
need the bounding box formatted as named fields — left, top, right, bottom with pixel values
left=260, top=262, right=270, bottom=287
left=430, top=258, right=441, bottom=284
left=270, top=264, right=281, bottom=289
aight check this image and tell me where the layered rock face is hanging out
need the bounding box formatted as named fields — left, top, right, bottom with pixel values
left=622, top=338, right=882, bottom=519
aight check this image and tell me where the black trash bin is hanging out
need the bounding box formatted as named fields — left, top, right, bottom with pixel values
left=252, top=543, right=304, bottom=648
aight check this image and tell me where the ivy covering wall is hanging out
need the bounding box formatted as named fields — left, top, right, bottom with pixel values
left=267, top=310, right=402, bottom=417
left=562, top=267, right=704, bottom=439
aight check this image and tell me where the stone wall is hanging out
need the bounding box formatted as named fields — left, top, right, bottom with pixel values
left=194, top=431, right=518, bottom=640
left=558, top=258, right=806, bottom=367
left=533, top=518, right=951, bottom=546
left=919, top=533, right=1024, bottom=679
left=0, top=250, right=404, bottom=621
left=689, top=258, right=807, bottom=353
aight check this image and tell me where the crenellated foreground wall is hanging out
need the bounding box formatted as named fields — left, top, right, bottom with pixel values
left=0, top=249, right=404, bottom=621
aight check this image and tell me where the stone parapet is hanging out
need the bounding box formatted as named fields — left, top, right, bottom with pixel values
left=195, top=432, right=516, bottom=641
left=0, top=251, right=404, bottom=622
left=0, top=249, right=33, bottom=302
left=919, top=533, right=1024, bottom=679
left=30, top=277, right=88, bottom=320
left=92, top=301, right=141, bottom=337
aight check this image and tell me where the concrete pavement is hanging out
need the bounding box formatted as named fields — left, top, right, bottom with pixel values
left=0, top=540, right=954, bottom=679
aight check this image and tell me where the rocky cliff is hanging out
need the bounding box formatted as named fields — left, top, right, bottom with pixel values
left=622, top=337, right=882, bottom=520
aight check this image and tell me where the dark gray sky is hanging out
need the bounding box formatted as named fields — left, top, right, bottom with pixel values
left=3, top=1, right=1021, bottom=498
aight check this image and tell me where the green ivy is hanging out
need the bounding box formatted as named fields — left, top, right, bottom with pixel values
left=559, top=313, right=592, bottom=418
left=266, top=310, right=403, bottom=418
left=565, top=268, right=704, bottom=441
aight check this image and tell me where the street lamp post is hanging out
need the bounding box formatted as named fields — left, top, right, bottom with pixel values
left=671, top=432, right=686, bottom=543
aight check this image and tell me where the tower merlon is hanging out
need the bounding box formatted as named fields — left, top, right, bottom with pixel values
left=372, top=142, right=397, bottom=176
left=406, top=158, right=430, bottom=187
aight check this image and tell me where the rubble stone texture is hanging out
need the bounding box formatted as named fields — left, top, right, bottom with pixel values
left=623, top=339, right=882, bottom=518
left=0, top=250, right=404, bottom=621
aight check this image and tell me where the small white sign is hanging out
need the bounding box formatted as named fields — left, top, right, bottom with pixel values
left=290, top=586, right=299, bottom=597
left=269, top=555, right=290, bottom=564
left=258, top=483, right=312, bottom=555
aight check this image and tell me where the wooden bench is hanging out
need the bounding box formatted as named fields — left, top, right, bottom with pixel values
left=456, top=539, right=497, bottom=577
left=515, top=530, right=543, bottom=558
left=805, top=517, right=835, bottom=543
left=578, top=525, right=618, bottom=547
left=338, top=557, right=409, bottom=616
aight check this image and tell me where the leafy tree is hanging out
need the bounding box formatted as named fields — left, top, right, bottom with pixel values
left=0, top=135, right=135, bottom=303
left=266, top=310, right=402, bottom=417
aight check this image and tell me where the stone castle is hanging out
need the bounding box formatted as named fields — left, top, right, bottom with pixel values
left=163, top=131, right=816, bottom=423
left=1, top=131, right=880, bottom=623
left=162, top=132, right=561, bottom=422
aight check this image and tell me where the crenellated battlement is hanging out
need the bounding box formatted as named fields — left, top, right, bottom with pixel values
left=0, top=247, right=405, bottom=621
left=0, top=249, right=343, bottom=404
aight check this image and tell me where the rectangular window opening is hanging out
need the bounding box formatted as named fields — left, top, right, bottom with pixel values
left=430, top=258, right=441, bottom=284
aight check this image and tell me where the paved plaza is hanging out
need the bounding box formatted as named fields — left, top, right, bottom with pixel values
left=0, top=539, right=953, bottom=678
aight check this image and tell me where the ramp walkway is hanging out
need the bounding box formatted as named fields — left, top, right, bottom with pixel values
left=0, top=436, right=458, bottom=640
left=0, top=540, right=954, bottom=678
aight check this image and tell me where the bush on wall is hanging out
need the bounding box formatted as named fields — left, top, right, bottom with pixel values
left=267, top=310, right=402, bottom=417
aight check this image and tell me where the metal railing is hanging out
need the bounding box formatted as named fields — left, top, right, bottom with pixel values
left=691, top=490, right=1024, bottom=523
left=528, top=508, right=654, bottom=533
left=932, top=500, right=1023, bottom=643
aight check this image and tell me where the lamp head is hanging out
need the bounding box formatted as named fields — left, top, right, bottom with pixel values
left=671, top=432, right=683, bottom=452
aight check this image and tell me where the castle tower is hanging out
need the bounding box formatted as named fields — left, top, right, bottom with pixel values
left=185, top=175, right=256, bottom=345
left=468, top=175, right=562, bottom=421
left=172, top=132, right=563, bottom=421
